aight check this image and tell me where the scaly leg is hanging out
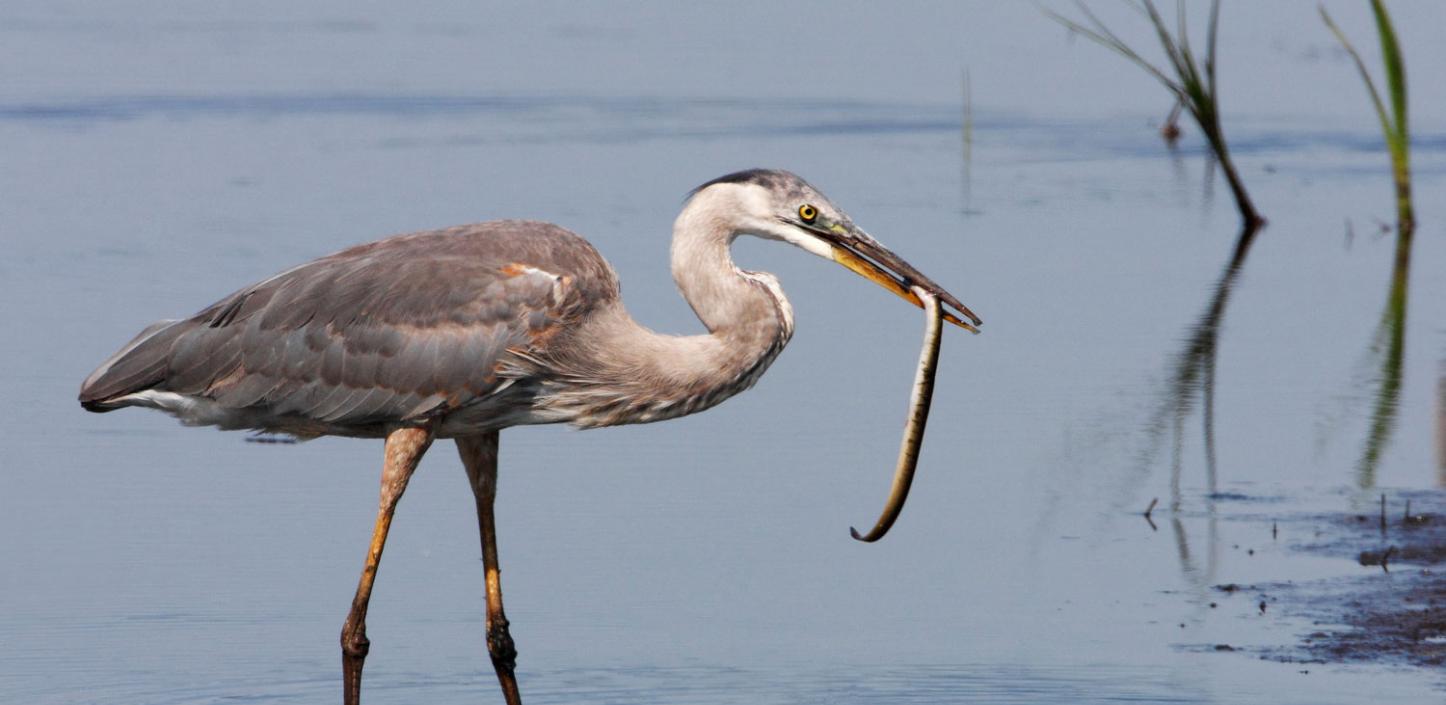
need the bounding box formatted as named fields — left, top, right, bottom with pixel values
left=341, top=425, right=434, bottom=705
left=457, top=432, right=522, bottom=705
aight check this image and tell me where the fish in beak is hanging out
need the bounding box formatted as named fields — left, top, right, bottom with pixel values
left=849, top=285, right=944, bottom=543
left=810, top=222, right=981, bottom=333
left=802, top=222, right=972, bottom=542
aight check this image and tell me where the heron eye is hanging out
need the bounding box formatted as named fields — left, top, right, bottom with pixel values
left=798, top=204, right=818, bottom=223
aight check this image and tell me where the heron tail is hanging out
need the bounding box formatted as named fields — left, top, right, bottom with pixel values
left=79, top=319, right=187, bottom=411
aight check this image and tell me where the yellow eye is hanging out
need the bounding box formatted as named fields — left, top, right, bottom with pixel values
left=798, top=204, right=818, bottom=223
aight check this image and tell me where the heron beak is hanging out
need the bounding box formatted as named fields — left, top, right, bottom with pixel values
left=817, top=224, right=982, bottom=333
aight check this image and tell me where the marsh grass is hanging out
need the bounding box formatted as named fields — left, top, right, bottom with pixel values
left=1319, top=1, right=1414, bottom=485
left=1160, top=99, right=1183, bottom=146
left=962, top=69, right=973, bottom=165
left=1046, top=0, right=1263, bottom=229
left=961, top=68, right=974, bottom=204
left=1320, top=0, right=1413, bottom=239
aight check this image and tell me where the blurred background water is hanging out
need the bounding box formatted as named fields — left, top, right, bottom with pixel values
left=2, top=2, right=1444, bottom=703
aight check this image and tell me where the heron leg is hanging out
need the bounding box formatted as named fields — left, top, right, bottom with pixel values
left=457, top=432, right=522, bottom=705
left=341, top=425, right=434, bottom=705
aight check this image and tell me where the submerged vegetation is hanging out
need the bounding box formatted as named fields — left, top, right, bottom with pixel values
left=1046, top=0, right=1263, bottom=229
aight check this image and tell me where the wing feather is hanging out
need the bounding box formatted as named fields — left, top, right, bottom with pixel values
left=79, top=221, right=618, bottom=433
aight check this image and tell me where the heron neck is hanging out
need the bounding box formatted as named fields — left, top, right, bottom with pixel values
left=670, top=201, right=794, bottom=342
left=627, top=200, right=796, bottom=410
left=547, top=201, right=792, bottom=428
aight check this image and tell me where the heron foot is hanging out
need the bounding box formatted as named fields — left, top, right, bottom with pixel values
left=486, top=615, right=521, bottom=704
left=341, top=628, right=370, bottom=659
left=487, top=615, right=518, bottom=673
left=341, top=626, right=370, bottom=705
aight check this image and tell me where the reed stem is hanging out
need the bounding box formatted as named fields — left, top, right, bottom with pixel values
left=1047, top=0, right=1263, bottom=229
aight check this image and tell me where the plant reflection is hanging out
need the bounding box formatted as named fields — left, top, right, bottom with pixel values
left=1355, top=224, right=1413, bottom=487
left=1170, top=411, right=1220, bottom=593
left=1154, top=225, right=1259, bottom=496
left=1138, top=224, right=1260, bottom=592
left=1437, top=357, right=1445, bottom=486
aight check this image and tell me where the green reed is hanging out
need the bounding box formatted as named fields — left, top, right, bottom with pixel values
left=1320, top=1, right=1413, bottom=485
left=1046, top=1, right=1263, bottom=229
left=1320, top=0, right=1413, bottom=240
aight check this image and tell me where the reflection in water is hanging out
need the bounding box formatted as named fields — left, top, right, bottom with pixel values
left=1436, top=358, right=1444, bottom=485
left=1167, top=389, right=1218, bottom=592
left=1138, top=225, right=1260, bottom=591
left=960, top=69, right=974, bottom=211
left=1355, top=224, right=1415, bottom=486
left=13, top=662, right=1233, bottom=705
left=1148, top=225, right=1260, bottom=497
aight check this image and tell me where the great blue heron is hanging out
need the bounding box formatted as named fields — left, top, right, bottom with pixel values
left=78, top=169, right=980, bottom=705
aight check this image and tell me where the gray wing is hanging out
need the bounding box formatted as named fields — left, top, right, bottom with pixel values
left=79, top=221, right=618, bottom=432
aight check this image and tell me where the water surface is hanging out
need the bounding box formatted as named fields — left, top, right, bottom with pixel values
left=3, top=2, right=1446, bottom=703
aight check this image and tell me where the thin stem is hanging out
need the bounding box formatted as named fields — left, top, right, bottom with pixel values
left=1321, top=1, right=1413, bottom=234
left=1047, top=0, right=1261, bottom=228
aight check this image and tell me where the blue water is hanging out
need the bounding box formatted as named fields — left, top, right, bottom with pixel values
left=3, top=2, right=1445, bottom=704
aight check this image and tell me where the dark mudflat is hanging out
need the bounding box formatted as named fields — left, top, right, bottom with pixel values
left=1199, top=489, right=1445, bottom=669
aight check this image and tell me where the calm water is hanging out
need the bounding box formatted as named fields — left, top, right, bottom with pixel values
left=3, top=2, right=1446, bottom=704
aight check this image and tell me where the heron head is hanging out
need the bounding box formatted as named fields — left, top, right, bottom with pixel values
left=689, top=169, right=981, bottom=331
